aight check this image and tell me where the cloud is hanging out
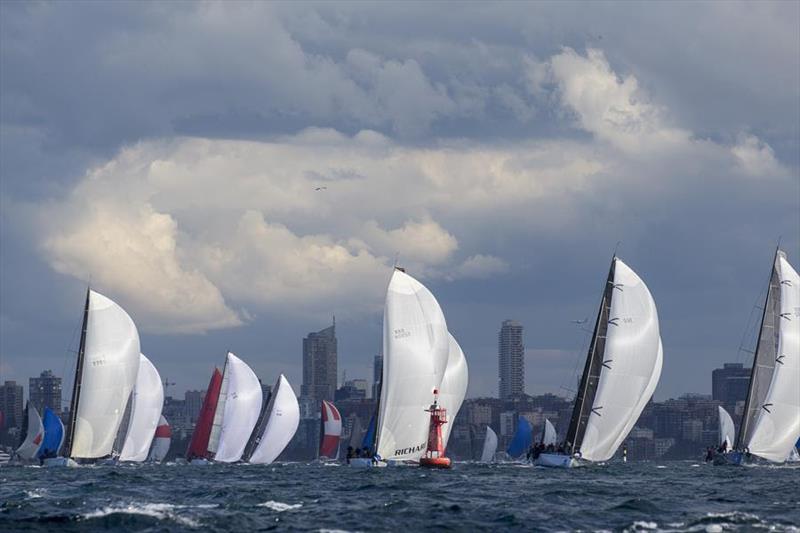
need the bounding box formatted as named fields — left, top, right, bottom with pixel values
left=449, top=254, right=509, bottom=280
left=731, top=133, right=787, bottom=178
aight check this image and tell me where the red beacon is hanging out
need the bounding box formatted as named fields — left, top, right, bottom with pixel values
left=419, top=388, right=452, bottom=469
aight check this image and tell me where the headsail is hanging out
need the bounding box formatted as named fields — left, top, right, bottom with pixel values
left=506, top=416, right=532, bottom=459
left=119, top=354, right=164, bottom=462
left=541, top=418, right=558, bottom=447
left=439, top=333, right=468, bottom=449
left=376, top=269, right=450, bottom=461
left=480, top=426, right=498, bottom=463
left=246, top=374, right=300, bottom=464
left=319, top=400, right=342, bottom=459
left=718, top=406, right=735, bottom=449
left=67, top=290, right=141, bottom=459
left=16, top=403, right=44, bottom=460
left=213, top=352, right=263, bottom=463
left=567, top=258, right=663, bottom=462
left=37, top=407, right=65, bottom=459
left=739, top=251, right=800, bottom=462
left=148, top=415, right=171, bottom=462
left=186, top=368, right=223, bottom=459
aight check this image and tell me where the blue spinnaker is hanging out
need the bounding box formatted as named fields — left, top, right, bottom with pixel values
left=37, top=407, right=64, bottom=459
left=506, top=416, right=533, bottom=458
left=361, top=414, right=376, bottom=451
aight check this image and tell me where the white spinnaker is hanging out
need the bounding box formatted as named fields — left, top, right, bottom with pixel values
left=119, top=354, right=164, bottom=462
left=439, top=333, right=469, bottom=449
left=718, top=406, right=735, bottom=449
left=148, top=415, right=171, bottom=462
left=249, top=374, right=300, bottom=464
left=746, top=253, right=800, bottom=462
left=214, top=352, right=263, bottom=463
left=207, top=356, right=231, bottom=456
left=71, top=290, right=141, bottom=459
left=16, top=404, right=44, bottom=460
left=376, top=270, right=450, bottom=461
left=542, top=419, right=558, bottom=447
left=580, top=259, right=662, bottom=462
left=480, top=426, right=498, bottom=463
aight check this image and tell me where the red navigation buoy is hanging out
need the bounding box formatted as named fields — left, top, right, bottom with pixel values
left=419, top=389, right=452, bottom=469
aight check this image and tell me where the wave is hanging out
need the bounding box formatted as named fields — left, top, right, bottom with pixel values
left=258, top=500, right=303, bottom=512
left=81, top=503, right=202, bottom=527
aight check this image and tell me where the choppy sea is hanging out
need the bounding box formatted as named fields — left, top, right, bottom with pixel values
left=1, top=461, right=798, bottom=532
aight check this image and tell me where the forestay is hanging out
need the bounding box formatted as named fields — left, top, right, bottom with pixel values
left=214, top=352, right=263, bottom=463
left=120, top=354, right=164, bottom=462
left=16, top=404, right=44, bottom=460
left=743, top=252, right=800, bottom=462
left=376, top=269, right=450, bottom=461
left=439, top=333, right=469, bottom=449
left=480, top=426, right=498, bottom=463
left=70, top=290, right=140, bottom=459
left=248, top=374, right=300, bottom=464
left=579, top=258, right=663, bottom=462
left=718, top=406, right=735, bottom=449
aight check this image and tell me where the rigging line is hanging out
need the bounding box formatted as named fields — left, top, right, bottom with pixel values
left=60, top=300, right=85, bottom=406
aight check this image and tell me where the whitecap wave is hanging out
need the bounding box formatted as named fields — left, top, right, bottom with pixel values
left=258, top=500, right=303, bottom=512
left=82, top=503, right=200, bottom=527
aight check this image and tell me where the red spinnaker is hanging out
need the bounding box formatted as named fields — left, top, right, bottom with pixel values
left=186, top=368, right=222, bottom=459
left=319, top=400, right=342, bottom=459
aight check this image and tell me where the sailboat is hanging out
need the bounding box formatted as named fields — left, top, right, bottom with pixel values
left=148, top=415, right=171, bottom=462
left=45, top=289, right=141, bottom=467
left=15, top=402, right=44, bottom=463
left=318, top=400, right=342, bottom=460
left=506, top=416, right=533, bottom=460
left=37, top=407, right=65, bottom=461
left=185, top=352, right=262, bottom=463
left=365, top=268, right=450, bottom=466
left=540, top=419, right=558, bottom=448
left=718, top=406, right=735, bottom=451
left=536, top=256, right=663, bottom=468
left=439, top=333, right=469, bottom=450
left=242, top=374, right=300, bottom=465
left=480, top=426, right=498, bottom=463
left=721, top=249, right=800, bottom=465
left=119, top=353, right=164, bottom=462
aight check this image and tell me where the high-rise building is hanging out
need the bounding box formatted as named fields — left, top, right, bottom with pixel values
left=0, top=381, right=24, bottom=429
left=301, top=319, right=338, bottom=404
left=712, top=363, right=750, bottom=408
left=498, top=320, right=524, bottom=400
left=184, top=390, right=205, bottom=426
left=372, top=354, right=383, bottom=399
left=29, top=370, right=62, bottom=414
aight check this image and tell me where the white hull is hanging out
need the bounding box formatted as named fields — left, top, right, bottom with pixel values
left=534, top=453, right=578, bottom=468
left=190, top=458, right=211, bottom=465
left=43, top=457, right=80, bottom=468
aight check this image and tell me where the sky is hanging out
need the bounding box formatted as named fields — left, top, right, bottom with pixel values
left=1, top=1, right=798, bottom=403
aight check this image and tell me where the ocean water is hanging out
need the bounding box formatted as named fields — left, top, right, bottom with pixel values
left=1, top=461, right=798, bottom=532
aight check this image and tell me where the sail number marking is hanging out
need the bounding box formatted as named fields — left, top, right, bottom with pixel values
left=393, top=328, right=411, bottom=339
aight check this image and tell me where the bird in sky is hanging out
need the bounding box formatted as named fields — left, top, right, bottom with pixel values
left=315, top=186, right=327, bottom=191
left=572, top=318, right=589, bottom=325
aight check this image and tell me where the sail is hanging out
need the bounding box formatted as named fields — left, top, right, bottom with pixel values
left=16, top=403, right=44, bottom=460
left=119, top=354, right=164, bottom=462
left=213, top=352, right=263, bottom=463
left=743, top=252, right=800, bottom=462
left=578, top=258, right=663, bottom=462
left=541, top=418, right=558, bottom=447
left=319, top=400, right=342, bottom=459
left=376, top=269, right=450, bottom=461
left=37, top=407, right=65, bottom=459
left=439, top=333, right=469, bottom=449
left=480, top=426, right=498, bottom=463
left=207, top=357, right=231, bottom=456
left=69, top=290, right=141, bottom=459
left=247, top=374, right=300, bottom=464
left=348, top=417, right=363, bottom=449
left=148, top=415, right=171, bottom=462
left=361, top=414, right=377, bottom=450
left=186, top=368, right=223, bottom=459
left=718, top=406, right=735, bottom=449
left=506, top=416, right=532, bottom=458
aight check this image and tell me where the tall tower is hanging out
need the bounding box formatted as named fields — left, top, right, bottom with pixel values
left=29, top=370, right=62, bottom=414
left=498, top=320, right=524, bottom=400
left=301, top=318, right=338, bottom=403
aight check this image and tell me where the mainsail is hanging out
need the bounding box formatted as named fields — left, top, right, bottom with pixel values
left=119, top=354, right=164, bottom=462
left=541, top=418, right=558, bottom=447
left=38, top=407, right=65, bottom=459
left=718, top=406, right=735, bottom=449
left=375, top=269, right=450, bottom=461
left=506, top=416, right=532, bottom=458
left=16, top=403, right=44, bottom=460
left=480, top=426, right=498, bottom=463
left=66, top=290, right=141, bottom=460
left=737, top=250, right=800, bottom=462
left=319, top=400, right=342, bottom=459
left=245, top=374, right=300, bottom=464
left=148, top=415, right=171, bottom=462
left=213, top=352, right=263, bottom=463
left=439, top=333, right=469, bottom=449
left=565, top=257, right=663, bottom=462
left=186, top=368, right=223, bottom=459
